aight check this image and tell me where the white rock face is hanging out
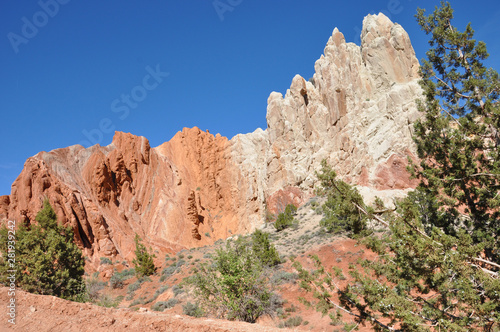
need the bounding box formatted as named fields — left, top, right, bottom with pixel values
left=232, top=13, right=422, bottom=216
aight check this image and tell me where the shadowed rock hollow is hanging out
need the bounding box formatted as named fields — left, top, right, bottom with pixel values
left=0, top=13, right=421, bottom=263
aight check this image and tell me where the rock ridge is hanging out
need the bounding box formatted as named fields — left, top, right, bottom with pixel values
left=0, top=13, right=421, bottom=260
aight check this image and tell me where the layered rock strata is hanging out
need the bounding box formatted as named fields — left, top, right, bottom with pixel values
left=0, top=14, right=421, bottom=261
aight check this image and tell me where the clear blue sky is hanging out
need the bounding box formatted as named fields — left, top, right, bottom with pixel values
left=0, top=0, right=499, bottom=195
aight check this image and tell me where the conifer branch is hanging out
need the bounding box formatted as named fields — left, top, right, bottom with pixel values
left=447, top=22, right=486, bottom=110
left=471, top=257, right=500, bottom=270
left=451, top=173, right=500, bottom=181
left=305, top=271, right=399, bottom=331
left=342, top=185, right=499, bottom=278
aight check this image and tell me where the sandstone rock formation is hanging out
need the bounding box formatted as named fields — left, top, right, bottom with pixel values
left=263, top=14, right=420, bottom=193
left=0, top=13, right=422, bottom=261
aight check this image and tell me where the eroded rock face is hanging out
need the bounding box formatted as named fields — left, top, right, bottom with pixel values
left=0, top=13, right=422, bottom=261
left=261, top=13, right=421, bottom=196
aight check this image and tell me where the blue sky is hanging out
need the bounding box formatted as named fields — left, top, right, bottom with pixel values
left=0, top=0, right=499, bottom=195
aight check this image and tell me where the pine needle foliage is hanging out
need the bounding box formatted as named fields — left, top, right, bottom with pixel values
left=252, top=229, right=281, bottom=267
left=316, top=159, right=370, bottom=235
left=132, top=234, right=156, bottom=277
left=0, top=199, right=85, bottom=300
left=411, top=1, right=500, bottom=262
left=274, top=204, right=297, bottom=231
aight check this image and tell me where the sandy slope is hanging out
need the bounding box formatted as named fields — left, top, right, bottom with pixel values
left=0, top=286, right=291, bottom=332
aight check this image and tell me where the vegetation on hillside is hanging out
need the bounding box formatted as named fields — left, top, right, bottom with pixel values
left=274, top=204, right=298, bottom=231
left=315, top=159, right=371, bottom=236
left=294, top=2, right=500, bottom=331
left=186, top=233, right=282, bottom=323
left=252, top=229, right=281, bottom=267
left=0, top=200, right=86, bottom=301
left=132, top=234, right=156, bottom=277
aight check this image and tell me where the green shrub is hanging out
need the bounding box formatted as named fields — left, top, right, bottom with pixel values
left=252, top=229, right=281, bottom=266
left=97, top=293, right=122, bottom=308
left=274, top=204, right=297, bottom=232
left=127, top=281, right=141, bottom=293
left=298, top=234, right=312, bottom=246
left=129, top=297, right=145, bottom=307
left=138, top=276, right=152, bottom=283
left=100, top=257, right=112, bottom=265
left=132, top=234, right=156, bottom=277
left=120, top=268, right=136, bottom=277
left=187, top=238, right=281, bottom=323
left=152, top=299, right=178, bottom=312
left=156, top=285, right=169, bottom=296
left=0, top=200, right=85, bottom=300
left=182, top=302, right=204, bottom=317
left=126, top=276, right=150, bottom=294
left=172, top=285, right=184, bottom=297
left=85, top=275, right=107, bottom=301
left=166, top=298, right=179, bottom=307
left=271, top=271, right=298, bottom=285
left=109, top=269, right=135, bottom=289
left=109, top=274, right=124, bottom=289
left=316, top=160, right=368, bottom=235
left=161, top=265, right=177, bottom=278
left=279, top=316, right=303, bottom=328
left=285, top=204, right=297, bottom=215
left=110, top=268, right=135, bottom=289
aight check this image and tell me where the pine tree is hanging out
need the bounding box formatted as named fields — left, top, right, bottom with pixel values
left=251, top=229, right=281, bottom=267
left=274, top=204, right=297, bottom=231
left=412, top=1, right=500, bottom=261
left=0, top=199, right=85, bottom=300
left=316, top=159, right=369, bottom=235
left=132, top=234, right=156, bottom=277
